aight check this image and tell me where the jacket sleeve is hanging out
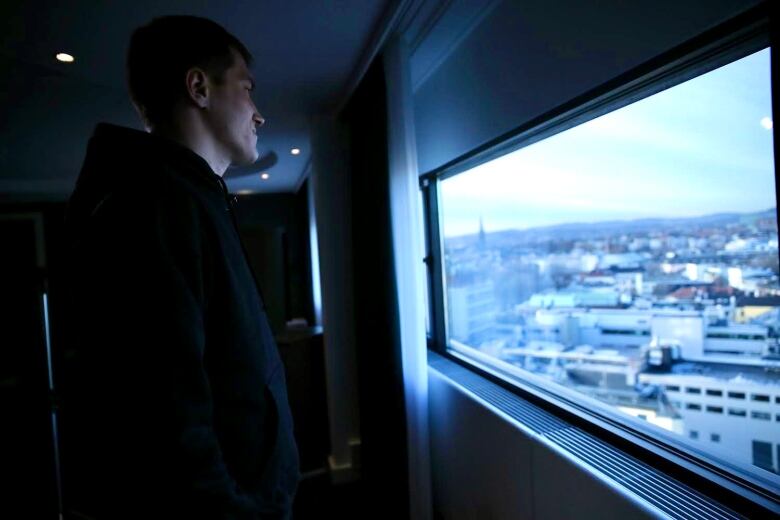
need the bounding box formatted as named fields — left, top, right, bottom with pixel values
left=96, top=182, right=262, bottom=519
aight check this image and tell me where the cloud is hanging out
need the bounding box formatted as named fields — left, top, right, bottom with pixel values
left=438, top=49, right=775, bottom=238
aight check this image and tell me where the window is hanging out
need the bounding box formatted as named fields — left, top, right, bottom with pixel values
left=432, top=46, right=775, bottom=478
left=602, top=329, right=650, bottom=336
left=422, top=11, right=777, bottom=510
left=752, top=441, right=774, bottom=472
left=751, top=411, right=771, bottom=421
left=706, top=333, right=766, bottom=340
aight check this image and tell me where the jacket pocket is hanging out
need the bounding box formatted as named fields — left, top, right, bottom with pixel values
left=259, top=364, right=301, bottom=506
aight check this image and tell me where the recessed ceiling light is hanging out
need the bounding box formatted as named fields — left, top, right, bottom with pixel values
left=290, top=148, right=300, bottom=155
left=56, top=53, right=75, bottom=63
left=261, top=173, right=270, bottom=180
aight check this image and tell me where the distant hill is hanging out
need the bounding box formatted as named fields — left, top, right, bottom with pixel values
left=446, top=208, right=777, bottom=248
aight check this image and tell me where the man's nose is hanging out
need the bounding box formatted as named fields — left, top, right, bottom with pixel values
left=254, top=113, right=265, bottom=128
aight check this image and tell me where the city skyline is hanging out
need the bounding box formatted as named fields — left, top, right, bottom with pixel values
left=440, top=48, right=774, bottom=238
left=444, top=205, right=777, bottom=241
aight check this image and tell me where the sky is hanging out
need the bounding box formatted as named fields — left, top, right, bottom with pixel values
left=440, top=48, right=775, bottom=238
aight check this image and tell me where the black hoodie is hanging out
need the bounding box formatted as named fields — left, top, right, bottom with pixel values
left=60, top=122, right=300, bottom=519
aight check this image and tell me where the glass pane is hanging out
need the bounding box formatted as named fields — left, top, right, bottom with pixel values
left=439, top=48, right=779, bottom=480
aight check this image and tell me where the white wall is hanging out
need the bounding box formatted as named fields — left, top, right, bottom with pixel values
left=429, top=368, right=663, bottom=519
left=309, top=114, right=362, bottom=477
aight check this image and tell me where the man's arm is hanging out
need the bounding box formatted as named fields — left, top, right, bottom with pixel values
left=91, top=181, right=260, bottom=518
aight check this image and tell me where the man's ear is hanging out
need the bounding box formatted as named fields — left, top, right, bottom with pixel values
left=184, top=67, right=209, bottom=109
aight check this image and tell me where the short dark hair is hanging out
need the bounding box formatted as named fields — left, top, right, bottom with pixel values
left=126, top=15, right=253, bottom=129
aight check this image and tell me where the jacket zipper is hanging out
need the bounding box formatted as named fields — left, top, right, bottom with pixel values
left=215, top=176, right=271, bottom=310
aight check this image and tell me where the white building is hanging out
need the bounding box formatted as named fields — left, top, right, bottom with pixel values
left=448, top=280, right=496, bottom=344
left=521, top=307, right=773, bottom=363
left=498, top=332, right=780, bottom=476
left=640, top=367, right=780, bottom=475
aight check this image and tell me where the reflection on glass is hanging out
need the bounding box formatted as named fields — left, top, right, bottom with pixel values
left=440, top=48, right=779, bottom=479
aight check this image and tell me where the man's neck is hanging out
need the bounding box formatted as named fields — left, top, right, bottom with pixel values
left=150, top=118, right=230, bottom=177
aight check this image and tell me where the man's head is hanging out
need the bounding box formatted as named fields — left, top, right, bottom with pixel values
left=127, top=16, right=263, bottom=167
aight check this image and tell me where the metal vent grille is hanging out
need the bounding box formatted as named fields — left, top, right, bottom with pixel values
left=430, top=353, right=567, bottom=435
left=429, top=352, right=745, bottom=520
left=547, top=428, right=743, bottom=520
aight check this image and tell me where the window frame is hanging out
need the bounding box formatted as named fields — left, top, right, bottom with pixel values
left=420, top=2, right=778, bottom=516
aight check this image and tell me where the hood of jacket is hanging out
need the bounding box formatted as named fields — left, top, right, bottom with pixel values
left=65, top=122, right=230, bottom=245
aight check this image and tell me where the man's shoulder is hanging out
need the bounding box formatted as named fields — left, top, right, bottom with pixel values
left=107, top=163, right=206, bottom=208
left=73, top=174, right=205, bottom=245
left=157, top=162, right=223, bottom=207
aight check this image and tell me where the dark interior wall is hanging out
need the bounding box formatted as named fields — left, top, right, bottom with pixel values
left=0, top=200, right=67, bottom=519
left=340, top=56, right=409, bottom=516
left=223, top=186, right=315, bottom=334
left=0, top=200, right=70, bottom=384
left=413, top=0, right=765, bottom=174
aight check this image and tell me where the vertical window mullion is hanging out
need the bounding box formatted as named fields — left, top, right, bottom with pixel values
left=421, top=177, right=448, bottom=352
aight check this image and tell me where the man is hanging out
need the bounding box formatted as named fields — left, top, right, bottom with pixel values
left=60, top=15, right=299, bottom=519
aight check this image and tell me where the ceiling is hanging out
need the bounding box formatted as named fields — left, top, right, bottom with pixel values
left=0, top=0, right=398, bottom=202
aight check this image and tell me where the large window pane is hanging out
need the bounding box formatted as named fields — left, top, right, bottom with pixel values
left=439, top=48, right=778, bottom=480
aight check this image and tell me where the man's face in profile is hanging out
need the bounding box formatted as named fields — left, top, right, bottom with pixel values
left=206, top=47, right=263, bottom=167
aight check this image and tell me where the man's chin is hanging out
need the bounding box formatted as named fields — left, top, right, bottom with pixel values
left=247, top=145, right=260, bottom=164
left=233, top=150, right=259, bottom=168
